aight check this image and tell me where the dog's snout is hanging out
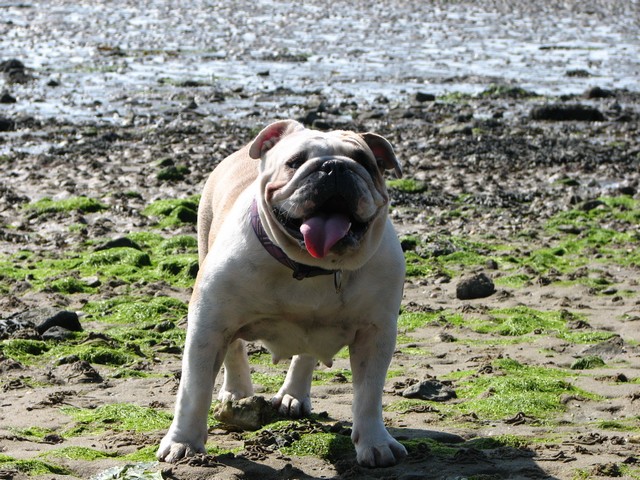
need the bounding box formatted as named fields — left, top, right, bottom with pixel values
left=320, top=159, right=346, bottom=176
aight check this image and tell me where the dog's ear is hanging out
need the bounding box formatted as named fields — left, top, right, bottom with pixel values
left=249, top=120, right=305, bottom=159
left=360, top=133, right=402, bottom=178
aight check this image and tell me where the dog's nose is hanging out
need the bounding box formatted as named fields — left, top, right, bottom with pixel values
left=320, top=159, right=346, bottom=176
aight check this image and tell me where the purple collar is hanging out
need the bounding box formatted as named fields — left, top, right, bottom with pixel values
left=250, top=199, right=338, bottom=281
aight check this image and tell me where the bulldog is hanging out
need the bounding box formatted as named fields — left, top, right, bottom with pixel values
left=157, top=119, right=407, bottom=467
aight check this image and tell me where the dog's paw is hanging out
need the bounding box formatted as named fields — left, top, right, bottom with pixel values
left=157, top=439, right=204, bottom=463
left=217, top=388, right=252, bottom=403
left=271, top=393, right=311, bottom=418
left=353, top=430, right=407, bottom=467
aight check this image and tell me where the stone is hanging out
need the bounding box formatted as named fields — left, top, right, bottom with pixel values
left=584, top=86, right=614, bottom=99
left=456, top=273, right=495, bottom=300
left=530, top=104, right=605, bottom=122
left=213, top=396, right=275, bottom=431
left=402, top=379, right=456, bottom=402
left=94, top=237, right=142, bottom=251
left=415, top=91, right=436, bottom=102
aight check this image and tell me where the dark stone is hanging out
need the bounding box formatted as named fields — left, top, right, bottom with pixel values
left=94, top=237, right=142, bottom=251
left=580, top=199, right=605, bottom=212
left=0, top=116, right=15, bottom=132
left=456, top=273, right=495, bottom=300
left=0, top=91, right=16, bottom=103
left=580, top=336, right=625, bottom=359
left=402, top=379, right=456, bottom=402
left=566, top=69, right=592, bottom=77
left=0, top=59, right=25, bottom=72
left=174, top=206, right=197, bottom=223
left=33, top=309, right=82, bottom=334
left=584, top=86, right=615, bottom=99
left=415, top=91, right=436, bottom=102
left=41, top=326, right=75, bottom=341
left=1, top=308, right=82, bottom=338
left=530, top=104, right=605, bottom=122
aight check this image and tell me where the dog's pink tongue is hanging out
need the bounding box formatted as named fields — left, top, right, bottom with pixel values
left=300, top=213, right=351, bottom=259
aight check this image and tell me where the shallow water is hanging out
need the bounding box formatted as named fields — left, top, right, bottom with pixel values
left=1, top=0, right=638, bottom=124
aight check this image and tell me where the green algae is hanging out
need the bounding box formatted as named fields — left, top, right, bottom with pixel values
left=401, top=195, right=640, bottom=284
left=387, top=178, right=429, bottom=193
left=0, top=322, right=176, bottom=366
left=62, top=403, right=173, bottom=436
left=83, top=295, right=187, bottom=325
left=570, top=355, right=606, bottom=370
left=142, top=196, right=200, bottom=228
left=0, top=339, right=49, bottom=363
left=455, top=358, right=599, bottom=420
left=545, top=196, right=640, bottom=270
left=403, top=235, right=497, bottom=278
left=86, top=247, right=152, bottom=268
left=40, top=446, right=116, bottom=461
left=311, top=369, right=352, bottom=385
left=280, top=432, right=353, bottom=461
left=387, top=358, right=601, bottom=423
left=12, top=426, right=56, bottom=441
left=0, top=454, right=71, bottom=476
left=251, top=372, right=286, bottom=393
left=25, top=196, right=107, bottom=215
left=0, top=231, right=199, bottom=294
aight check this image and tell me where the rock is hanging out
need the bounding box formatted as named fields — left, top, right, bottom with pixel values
left=0, top=116, right=15, bottom=132
left=41, top=326, right=75, bottom=341
left=0, top=308, right=81, bottom=339
left=584, top=86, right=615, bottom=99
left=439, top=124, right=473, bottom=136
left=32, top=309, right=82, bottom=335
left=0, top=58, right=31, bottom=83
left=402, top=379, right=456, bottom=402
left=94, top=237, right=142, bottom=251
left=580, top=336, right=626, bottom=359
left=415, top=91, right=436, bottom=102
left=566, top=69, right=592, bottom=77
left=213, top=396, right=275, bottom=431
left=0, top=91, right=16, bottom=103
left=530, top=104, right=605, bottom=122
left=58, top=360, right=103, bottom=383
left=0, top=59, right=26, bottom=72
left=81, top=276, right=101, bottom=288
left=456, top=273, right=495, bottom=300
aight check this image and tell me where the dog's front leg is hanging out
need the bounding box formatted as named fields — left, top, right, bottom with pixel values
left=157, top=301, right=228, bottom=463
left=349, top=323, right=407, bottom=467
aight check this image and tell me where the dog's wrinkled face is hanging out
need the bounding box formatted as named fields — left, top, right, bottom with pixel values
left=249, top=120, right=401, bottom=269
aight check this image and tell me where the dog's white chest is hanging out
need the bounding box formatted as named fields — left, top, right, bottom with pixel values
left=233, top=306, right=358, bottom=366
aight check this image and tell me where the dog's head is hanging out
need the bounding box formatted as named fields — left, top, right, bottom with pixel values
left=249, top=119, right=402, bottom=270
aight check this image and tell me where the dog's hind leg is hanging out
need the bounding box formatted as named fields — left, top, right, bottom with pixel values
left=271, top=354, right=315, bottom=418
left=218, top=339, right=254, bottom=402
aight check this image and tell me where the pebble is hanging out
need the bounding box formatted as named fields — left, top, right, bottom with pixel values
left=456, top=273, right=495, bottom=300
left=415, top=92, right=436, bottom=102
left=402, top=379, right=456, bottom=401
left=0, top=91, right=16, bottom=103
left=0, top=116, right=15, bottom=131
left=94, top=237, right=142, bottom=251
left=530, top=104, right=605, bottom=122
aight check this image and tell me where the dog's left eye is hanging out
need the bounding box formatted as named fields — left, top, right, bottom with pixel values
left=287, top=152, right=307, bottom=169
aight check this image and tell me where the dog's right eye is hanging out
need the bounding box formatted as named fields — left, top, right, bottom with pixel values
left=287, top=152, right=307, bottom=169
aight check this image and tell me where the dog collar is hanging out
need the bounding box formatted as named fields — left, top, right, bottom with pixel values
left=250, top=199, right=341, bottom=287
